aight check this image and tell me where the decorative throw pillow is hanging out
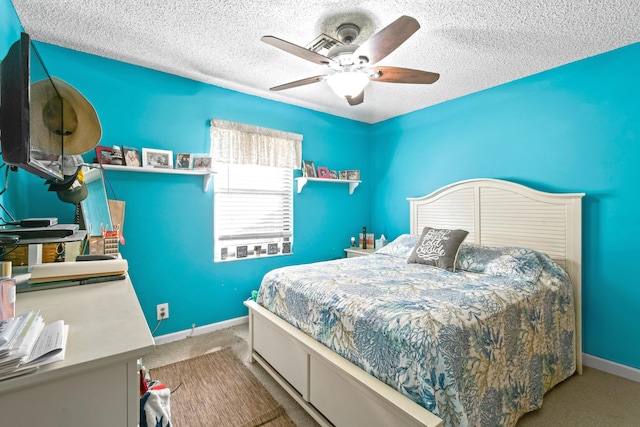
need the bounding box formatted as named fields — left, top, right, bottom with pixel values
left=407, top=227, right=469, bottom=272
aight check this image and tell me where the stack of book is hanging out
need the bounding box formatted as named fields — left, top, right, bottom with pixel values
left=0, top=309, right=68, bottom=381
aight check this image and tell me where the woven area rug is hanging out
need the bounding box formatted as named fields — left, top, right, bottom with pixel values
left=149, top=348, right=296, bottom=427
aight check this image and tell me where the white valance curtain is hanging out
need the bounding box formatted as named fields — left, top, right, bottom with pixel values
left=210, top=119, right=302, bottom=169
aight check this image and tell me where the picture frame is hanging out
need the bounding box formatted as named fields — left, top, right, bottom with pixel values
left=95, top=146, right=113, bottom=165
left=347, top=170, right=361, bottom=180
left=122, top=146, right=141, bottom=167
left=329, top=170, right=338, bottom=179
left=175, top=153, right=193, bottom=169
left=237, top=245, right=248, bottom=258
left=302, top=160, right=316, bottom=178
left=193, top=155, right=212, bottom=170
left=317, top=166, right=330, bottom=179
left=142, top=148, right=173, bottom=168
left=338, top=170, right=348, bottom=180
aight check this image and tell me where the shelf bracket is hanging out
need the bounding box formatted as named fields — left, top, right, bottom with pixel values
left=296, top=177, right=308, bottom=194
left=348, top=181, right=360, bottom=195
left=203, top=174, right=212, bottom=192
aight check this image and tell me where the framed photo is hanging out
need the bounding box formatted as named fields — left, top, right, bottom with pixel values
left=237, top=245, right=248, bottom=258
left=95, top=146, right=113, bottom=165
left=142, top=148, right=173, bottom=168
left=122, top=147, right=141, bottom=167
left=347, top=170, right=361, bottom=180
left=317, top=166, right=330, bottom=179
left=175, top=153, right=192, bottom=169
left=193, top=155, right=212, bottom=170
left=339, top=170, right=348, bottom=180
left=302, top=160, right=316, bottom=178
left=329, top=170, right=338, bottom=179
left=268, top=243, right=278, bottom=255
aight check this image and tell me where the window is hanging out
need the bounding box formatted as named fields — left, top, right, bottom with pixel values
left=210, top=119, right=301, bottom=262
left=214, top=163, right=293, bottom=262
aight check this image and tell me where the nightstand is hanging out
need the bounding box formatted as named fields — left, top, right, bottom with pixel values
left=344, top=247, right=375, bottom=258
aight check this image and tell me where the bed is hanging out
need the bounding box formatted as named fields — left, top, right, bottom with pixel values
left=244, top=178, right=584, bottom=427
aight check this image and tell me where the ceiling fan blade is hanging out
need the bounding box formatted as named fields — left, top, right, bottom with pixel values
left=353, top=16, right=420, bottom=65
left=346, top=91, right=364, bottom=106
left=262, top=36, right=338, bottom=67
left=269, top=75, right=326, bottom=91
left=370, top=66, right=440, bottom=84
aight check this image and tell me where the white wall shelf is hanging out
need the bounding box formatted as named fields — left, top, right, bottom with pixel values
left=95, top=164, right=215, bottom=191
left=295, top=177, right=361, bottom=195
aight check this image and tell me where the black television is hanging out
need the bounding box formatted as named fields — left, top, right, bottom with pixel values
left=0, top=32, right=64, bottom=181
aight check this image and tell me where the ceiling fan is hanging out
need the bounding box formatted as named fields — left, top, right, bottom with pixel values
left=261, top=15, right=440, bottom=106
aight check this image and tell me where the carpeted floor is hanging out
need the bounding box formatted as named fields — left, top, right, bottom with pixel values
left=148, top=348, right=295, bottom=426
left=143, top=323, right=640, bottom=427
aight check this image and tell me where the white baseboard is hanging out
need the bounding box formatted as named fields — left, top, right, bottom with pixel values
left=153, top=315, right=249, bottom=345
left=583, top=353, right=640, bottom=383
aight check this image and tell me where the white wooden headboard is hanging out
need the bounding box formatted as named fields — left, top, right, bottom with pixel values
left=408, top=178, right=585, bottom=372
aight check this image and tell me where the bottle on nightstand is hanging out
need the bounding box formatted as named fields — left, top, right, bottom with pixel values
left=362, top=226, right=367, bottom=249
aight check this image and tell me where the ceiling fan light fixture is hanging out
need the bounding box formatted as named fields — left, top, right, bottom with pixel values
left=326, top=72, right=370, bottom=99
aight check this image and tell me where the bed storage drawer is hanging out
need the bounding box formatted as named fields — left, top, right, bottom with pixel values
left=309, top=354, right=440, bottom=427
left=253, top=312, right=309, bottom=399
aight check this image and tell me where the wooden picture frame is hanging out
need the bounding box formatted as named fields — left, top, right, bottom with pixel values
left=302, top=160, right=316, bottom=178
left=317, top=166, right=330, bottom=179
left=95, top=146, right=113, bottom=165
left=339, top=171, right=348, bottom=180
left=193, top=155, right=212, bottom=170
left=122, top=147, right=141, bottom=167
left=142, top=148, right=173, bottom=168
left=175, top=153, right=193, bottom=169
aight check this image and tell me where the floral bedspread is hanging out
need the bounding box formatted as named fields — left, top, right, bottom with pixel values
left=257, top=236, right=576, bottom=427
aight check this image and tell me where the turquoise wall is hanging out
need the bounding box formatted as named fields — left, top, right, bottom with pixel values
left=1, top=0, right=372, bottom=336
left=3, top=0, right=638, bottom=370
left=370, top=44, right=640, bottom=369
left=31, top=44, right=372, bottom=336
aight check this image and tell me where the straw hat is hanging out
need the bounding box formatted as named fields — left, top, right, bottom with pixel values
left=30, top=77, right=101, bottom=155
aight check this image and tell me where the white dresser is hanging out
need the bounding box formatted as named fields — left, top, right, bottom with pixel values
left=0, top=275, right=155, bottom=426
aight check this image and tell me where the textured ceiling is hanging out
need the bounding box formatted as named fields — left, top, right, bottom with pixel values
left=11, top=0, right=640, bottom=124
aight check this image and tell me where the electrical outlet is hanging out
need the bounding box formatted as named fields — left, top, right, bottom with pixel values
left=156, top=303, right=169, bottom=320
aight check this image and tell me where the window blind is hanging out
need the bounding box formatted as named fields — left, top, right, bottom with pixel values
left=214, top=163, right=293, bottom=261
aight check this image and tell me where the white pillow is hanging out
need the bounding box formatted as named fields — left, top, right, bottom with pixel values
left=374, top=234, right=420, bottom=259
